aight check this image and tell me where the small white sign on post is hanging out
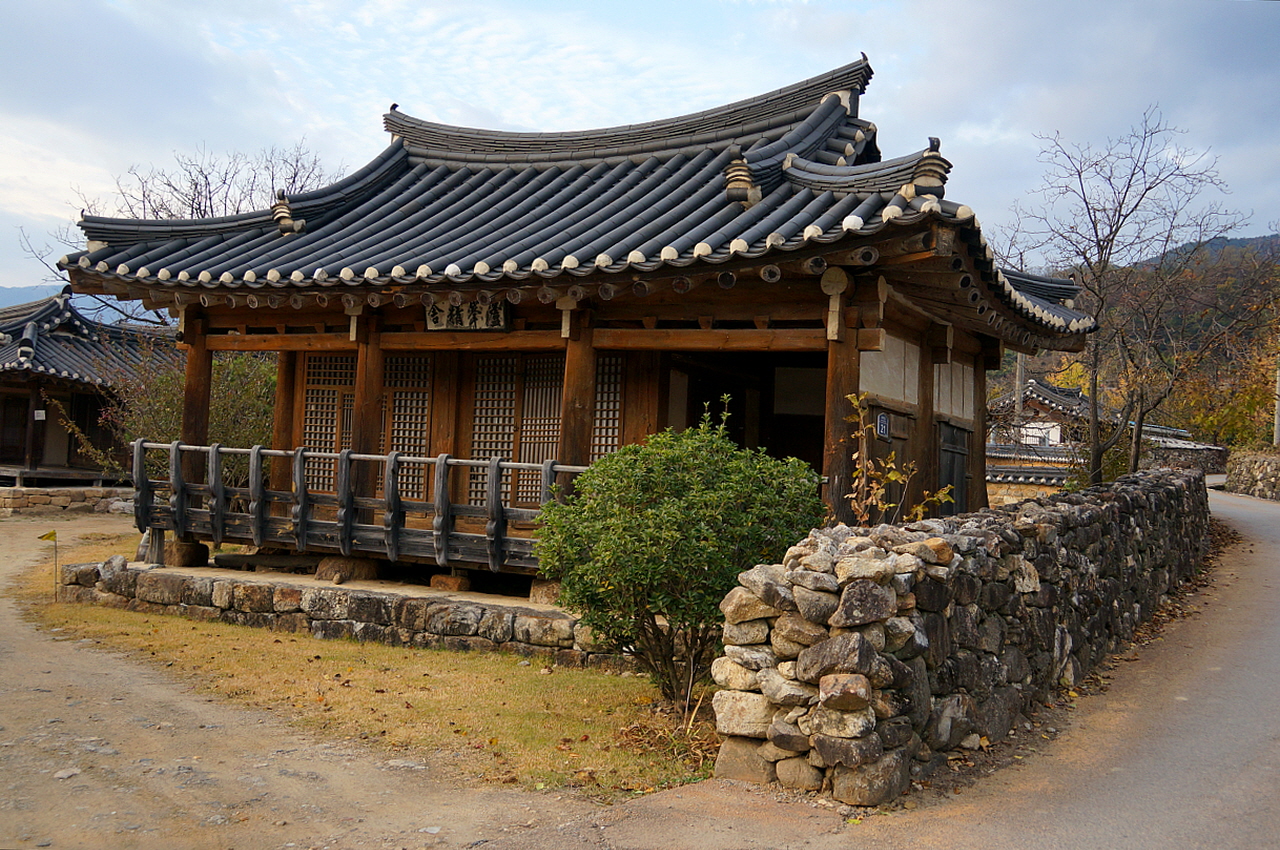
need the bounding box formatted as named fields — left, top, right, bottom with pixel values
left=33, top=409, right=46, bottom=421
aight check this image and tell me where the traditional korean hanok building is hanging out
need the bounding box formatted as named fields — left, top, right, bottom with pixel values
left=0, top=286, right=154, bottom=485
left=987, top=378, right=1223, bottom=504
left=58, top=57, right=1094, bottom=576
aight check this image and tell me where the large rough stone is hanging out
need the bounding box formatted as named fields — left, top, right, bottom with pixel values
left=714, top=736, right=778, bottom=783
left=812, top=732, right=883, bottom=768
left=787, top=569, right=839, bottom=593
left=894, top=537, right=954, bottom=565
left=775, top=757, right=824, bottom=791
left=301, top=587, right=350, bottom=620
left=914, top=577, right=952, bottom=612
left=767, top=716, right=811, bottom=752
left=773, top=613, right=829, bottom=647
left=757, top=668, right=818, bottom=707
left=770, top=631, right=805, bottom=661
left=724, top=644, right=779, bottom=671
left=737, top=564, right=797, bottom=612
left=723, top=618, right=770, bottom=646
left=794, top=587, right=840, bottom=624
left=346, top=592, right=393, bottom=625
left=830, top=748, right=911, bottom=805
left=479, top=610, right=515, bottom=644
left=795, top=632, right=877, bottom=684
left=713, top=690, right=775, bottom=738
left=135, top=571, right=186, bottom=606
left=234, top=582, right=275, bottom=613
left=829, top=580, right=896, bottom=628
left=799, top=706, right=876, bottom=738
left=818, top=673, right=871, bottom=711
left=835, top=550, right=894, bottom=585
left=428, top=605, right=483, bottom=637
left=926, top=694, right=978, bottom=751
left=720, top=587, right=783, bottom=624
left=273, top=586, right=303, bottom=613
left=711, top=657, right=760, bottom=691
left=978, top=686, right=1023, bottom=742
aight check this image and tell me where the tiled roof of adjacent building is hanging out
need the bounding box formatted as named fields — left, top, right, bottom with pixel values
left=0, top=287, right=162, bottom=387
left=58, top=57, right=1094, bottom=347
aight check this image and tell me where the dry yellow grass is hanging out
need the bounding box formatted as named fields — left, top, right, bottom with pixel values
left=20, top=533, right=719, bottom=797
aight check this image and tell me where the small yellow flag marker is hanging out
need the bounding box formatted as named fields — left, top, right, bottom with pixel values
left=39, top=530, right=58, bottom=542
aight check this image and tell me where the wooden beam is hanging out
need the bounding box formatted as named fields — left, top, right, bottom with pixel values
left=180, top=314, right=213, bottom=537
left=206, top=333, right=354, bottom=352
left=970, top=357, right=989, bottom=510
left=591, top=328, right=826, bottom=352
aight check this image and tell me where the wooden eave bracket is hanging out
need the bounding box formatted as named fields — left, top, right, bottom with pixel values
left=980, top=335, right=1004, bottom=370
left=820, top=267, right=850, bottom=342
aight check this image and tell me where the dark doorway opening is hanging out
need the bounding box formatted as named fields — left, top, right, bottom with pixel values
left=666, top=352, right=826, bottom=471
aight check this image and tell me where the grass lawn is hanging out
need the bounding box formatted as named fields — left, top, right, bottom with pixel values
left=18, top=531, right=720, bottom=798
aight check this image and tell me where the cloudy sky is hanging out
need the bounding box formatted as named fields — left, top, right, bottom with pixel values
left=2, top=0, right=1277, bottom=289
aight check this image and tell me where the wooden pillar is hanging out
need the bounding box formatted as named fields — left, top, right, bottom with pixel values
left=558, top=318, right=596, bottom=479
left=350, top=315, right=385, bottom=500
left=178, top=313, right=213, bottom=544
left=822, top=335, right=859, bottom=525
left=971, top=354, right=989, bottom=510
left=912, top=334, right=937, bottom=512
left=270, top=351, right=298, bottom=512
left=23, top=385, right=39, bottom=476
left=180, top=314, right=213, bottom=472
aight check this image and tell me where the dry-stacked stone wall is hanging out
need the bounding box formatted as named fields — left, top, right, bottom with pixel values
left=0, top=486, right=133, bottom=517
left=712, top=469, right=1208, bottom=805
left=56, top=560, right=624, bottom=668
left=1225, top=451, right=1280, bottom=500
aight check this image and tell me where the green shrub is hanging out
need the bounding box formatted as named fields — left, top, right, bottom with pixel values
left=536, top=410, right=825, bottom=706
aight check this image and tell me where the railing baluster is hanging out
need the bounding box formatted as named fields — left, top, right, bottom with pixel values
left=132, top=438, right=150, bottom=534
left=432, top=454, right=452, bottom=568
left=248, top=445, right=265, bottom=547
left=540, top=458, right=558, bottom=505
left=292, top=448, right=310, bottom=552
left=485, top=456, right=507, bottom=572
left=169, top=441, right=186, bottom=538
left=208, top=443, right=225, bottom=545
left=335, top=449, right=354, bottom=557
left=384, top=451, right=402, bottom=563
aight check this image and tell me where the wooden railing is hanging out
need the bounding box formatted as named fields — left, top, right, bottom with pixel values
left=131, top=439, right=586, bottom=572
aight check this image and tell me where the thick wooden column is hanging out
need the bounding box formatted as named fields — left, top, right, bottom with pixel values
left=823, top=335, right=859, bottom=525
left=270, top=351, right=298, bottom=508
left=970, top=352, right=990, bottom=510
left=177, top=313, right=213, bottom=545
left=180, top=314, right=213, bottom=470
left=350, top=315, right=385, bottom=499
left=558, top=318, right=597, bottom=477
left=23, top=385, right=38, bottom=474
left=912, top=331, right=938, bottom=512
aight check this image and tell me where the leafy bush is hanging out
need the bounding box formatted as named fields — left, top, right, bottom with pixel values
left=536, top=410, right=825, bottom=705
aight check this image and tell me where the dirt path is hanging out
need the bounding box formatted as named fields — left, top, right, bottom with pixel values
left=0, top=515, right=597, bottom=850
left=7, top=489, right=1276, bottom=850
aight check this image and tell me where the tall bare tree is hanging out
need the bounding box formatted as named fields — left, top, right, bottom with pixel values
left=1011, top=108, right=1263, bottom=483
left=23, top=140, right=341, bottom=324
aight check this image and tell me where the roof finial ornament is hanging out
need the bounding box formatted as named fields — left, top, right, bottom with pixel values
left=390, top=103, right=399, bottom=112
left=271, top=192, right=305, bottom=236
left=929, top=137, right=941, bottom=153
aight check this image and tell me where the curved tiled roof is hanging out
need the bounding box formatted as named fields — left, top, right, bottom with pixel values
left=59, top=57, right=1093, bottom=346
left=0, top=287, right=164, bottom=387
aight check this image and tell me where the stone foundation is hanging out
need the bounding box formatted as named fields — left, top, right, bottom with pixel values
left=56, top=557, right=626, bottom=668
left=712, top=469, right=1209, bottom=805
left=0, top=486, right=133, bottom=517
